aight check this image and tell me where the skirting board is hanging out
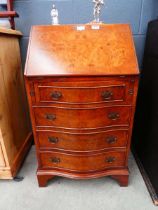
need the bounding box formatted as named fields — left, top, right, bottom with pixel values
left=0, top=132, right=33, bottom=179
left=132, top=150, right=158, bottom=206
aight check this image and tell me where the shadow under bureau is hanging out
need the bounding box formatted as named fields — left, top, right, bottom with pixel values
left=24, top=24, right=139, bottom=187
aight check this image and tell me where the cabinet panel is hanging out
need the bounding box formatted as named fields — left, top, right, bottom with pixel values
left=0, top=144, right=5, bottom=167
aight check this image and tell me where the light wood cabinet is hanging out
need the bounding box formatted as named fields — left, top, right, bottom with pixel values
left=0, top=27, right=32, bottom=179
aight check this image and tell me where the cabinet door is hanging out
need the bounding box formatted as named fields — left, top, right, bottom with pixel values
left=0, top=143, right=5, bottom=167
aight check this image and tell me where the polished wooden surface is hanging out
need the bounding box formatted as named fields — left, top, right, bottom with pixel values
left=37, top=129, right=128, bottom=151
left=34, top=78, right=135, bottom=105
left=33, top=106, right=131, bottom=129
left=0, top=27, right=22, bottom=36
left=0, top=29, right=32, bottom=179
left=40, top=150, right=126, bottom=172
left=25, top=24, right=139, bottom=76
left=37, top=169, right=129, bottom=187
left=0, top=142, right=5, bottom=167
left=25, top=24, right=139, bottom=187
left=0, top=11, right=18, bottom=18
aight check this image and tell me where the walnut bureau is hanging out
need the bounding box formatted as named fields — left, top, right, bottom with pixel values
left=24, top=24, right=139, bottom=187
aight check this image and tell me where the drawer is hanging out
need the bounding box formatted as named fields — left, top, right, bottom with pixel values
left=34, top=106, right=131, bottom=129
left=34, top=80, right=133, bottom=104
left=37, top=129, right=129, bottom=151
left=40, top=151, right=126, bottom=172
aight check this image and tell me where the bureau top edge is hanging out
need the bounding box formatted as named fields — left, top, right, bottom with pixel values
left=24, top=24, right=139, bottom=77
left=24, top=74, right=139, bottom=79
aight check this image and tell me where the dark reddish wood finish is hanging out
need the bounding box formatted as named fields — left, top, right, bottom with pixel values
left=111, top=175, right=129, bottom=187
left=39, top=150, right=126, bottom=172
left=37, top=129, right=128, bottom=151
left=24, top=24, right=139, bottom=187
left=37, top=174, right=55, bottom=187
left=32, top=77, right=136, bottom=107
left=37, top=168, right=129, bottom=187
left=0, top=11, right=18, bottom=17
left=34, top=79, right=133, bottom=104
left=33, top=106, right=131, bottom=129
left=0, top=0, right=19, bottom=29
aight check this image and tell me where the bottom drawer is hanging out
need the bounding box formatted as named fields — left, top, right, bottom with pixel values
left=39, top=151, right=126, bottom=172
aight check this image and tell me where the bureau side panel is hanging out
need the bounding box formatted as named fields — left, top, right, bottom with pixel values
left=24, top=77, right=42, bottom=166
left=125, top=77, right=139, bottom=165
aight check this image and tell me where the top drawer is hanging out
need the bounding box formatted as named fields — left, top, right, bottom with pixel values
left=33, top=79, right=135, bottom=105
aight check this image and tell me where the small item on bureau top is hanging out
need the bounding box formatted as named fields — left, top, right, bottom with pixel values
left=91, top=24, right=100, bottom=30
left=50, top=4, right=59, bottom=25
left=92, top=0, right=104, bottom=23
left=76, top=25, right=85, bottom=31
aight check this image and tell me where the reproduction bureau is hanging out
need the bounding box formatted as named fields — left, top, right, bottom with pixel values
left=25, top=24, right=139, bottom=187
left=0, top=27, right=32, bottom=179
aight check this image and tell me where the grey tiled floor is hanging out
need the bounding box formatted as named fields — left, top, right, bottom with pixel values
left=0, top=146, right=157, bottom=210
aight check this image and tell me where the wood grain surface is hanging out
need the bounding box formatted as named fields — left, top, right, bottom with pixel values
left=0, top=29, right=32, bottom=179
left=25, top=24, right=139, bottom=76
left=37, top=129, right=128, bottom=152
left=33, top=106, right=131, bottom=129
left=24, top=24, right=139, bottom=187
left=39, top=150, right=126, bottom=172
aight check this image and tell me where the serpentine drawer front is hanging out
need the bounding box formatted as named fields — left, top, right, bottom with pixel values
left=24, top=24, right=139, bottom=187
left=39, top=151, right=126, bottom=172
left=33, top=106, right=131, bottom=128
left=33, top=79, right=135, bottom=105
left=36, top=129, right=129, bottom=151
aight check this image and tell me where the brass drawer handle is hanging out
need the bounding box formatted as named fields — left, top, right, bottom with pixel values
left=106, top=136, right=117, bottom=144
left=51, top=157, right=60, bottom=164
left=45, top=114, right=56, bottom=121
left=101, top=90, right=113, bottom=100
left=108, top=112, right=120, bottom=120
left=48, top=137, right=59, bottom=144
left=51, top=91, right=62, bottom=100
left=106, top=157, right=116, bottom=163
